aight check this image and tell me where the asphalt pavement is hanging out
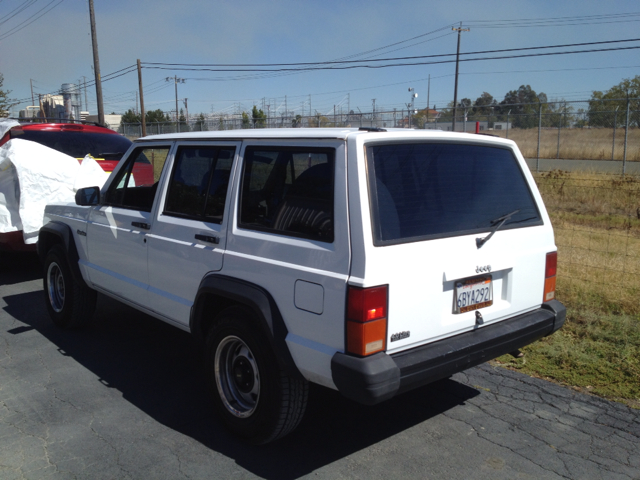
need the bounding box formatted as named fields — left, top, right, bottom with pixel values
left=1, top=253, right=639, bottom=479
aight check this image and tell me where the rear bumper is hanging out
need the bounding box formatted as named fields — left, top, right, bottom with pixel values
left=331, top=300, right=566, bottom=405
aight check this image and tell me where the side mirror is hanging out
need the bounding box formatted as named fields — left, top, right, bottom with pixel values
left=75, top=186, right=100, bottom=206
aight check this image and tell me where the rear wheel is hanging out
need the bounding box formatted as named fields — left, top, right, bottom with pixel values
left=43, top=244, right=97, bottom=328
left=206, top=306, right=308, bottom=444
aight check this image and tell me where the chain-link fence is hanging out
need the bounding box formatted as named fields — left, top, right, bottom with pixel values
left=118, top=106, right=640, bottom=311
left=535, top=170, right=640, bottom=313
left=120, top=97, right=639, bottom=167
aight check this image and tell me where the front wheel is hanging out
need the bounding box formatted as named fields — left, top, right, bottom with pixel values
left=43, top=244, right=97, bottom=328
left=206, top=306, right=308, bottom=444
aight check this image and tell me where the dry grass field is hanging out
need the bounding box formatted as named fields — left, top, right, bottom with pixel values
left=491, top=127, right=640, bottom=161
left=495, top=170, right=640, bottom=406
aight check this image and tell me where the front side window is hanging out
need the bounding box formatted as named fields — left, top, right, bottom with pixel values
left=366, top=143, right=542, bottom=245
left=239, top=147, right=334, bottom=242
left=164, top=146, right=235, bottom=223
left=104, top=146, right=170, bottom=211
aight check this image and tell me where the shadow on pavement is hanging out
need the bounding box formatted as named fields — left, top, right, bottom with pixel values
left=3, top=289, right=479, bottom=479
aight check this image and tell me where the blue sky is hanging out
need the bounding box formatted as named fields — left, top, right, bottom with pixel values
left=1, top=0, right=639, bottom=118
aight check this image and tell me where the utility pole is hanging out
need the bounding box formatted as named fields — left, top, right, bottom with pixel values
left=30, top=79, right=35, bottom=107
left=166, top=75, right=185, bottom=132
left=137, top=59, right=146, bottom=137
left=426, top=74, right=431, bottom=125
left=88, top=0, right=105, bottom=126
left=408, top=88, right=418, bottom=128
left=452, top=22, right=470, bottom=132
left=82, top=76, right=88, bottom=113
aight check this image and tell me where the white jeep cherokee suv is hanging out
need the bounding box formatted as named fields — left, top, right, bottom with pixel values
left=38, top=128, right=565, bottom=444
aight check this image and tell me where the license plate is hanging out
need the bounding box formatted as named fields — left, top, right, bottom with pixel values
left=453, top=275, right=493, bottom=314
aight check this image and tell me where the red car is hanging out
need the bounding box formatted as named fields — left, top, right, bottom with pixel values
left=0, top=123, right=152, bottom=252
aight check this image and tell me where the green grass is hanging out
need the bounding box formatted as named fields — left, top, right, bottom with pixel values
left=491, top=170, right=640, bottom=408
left=493, top=301, right=640, bottom=408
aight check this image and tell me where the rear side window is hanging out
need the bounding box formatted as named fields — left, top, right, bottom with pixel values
left=239, top=147, right=334, bottom=242
left=164, top=146, right=235, bottom=223
left=12, top=130, right=132, bottom=161
left=366, top=143, right=542, bottom=245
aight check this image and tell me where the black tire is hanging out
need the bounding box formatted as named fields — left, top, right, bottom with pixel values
left=43, top=244, right=97, bottom=329
left=206, top=306, right=308, bottom=444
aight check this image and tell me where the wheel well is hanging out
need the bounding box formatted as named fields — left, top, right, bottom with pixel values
left=194, top=293, right=240, bottom=342
left=38, top=231, right=65, bottom=263
left=191, top=275, right=303, bottom=380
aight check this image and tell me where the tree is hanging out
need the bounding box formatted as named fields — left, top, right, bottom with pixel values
left=0, top=73, right=16, bottom=117
left=472, top=92, right=497, bottom=116
left=499, top=85, right=546, bottom=129
left=121, top=108, right=141, bottom=124
left=588, top=75, right=640, bottom=127
left=194, top=113, right=208, bottom=131
left=251, top=105, right=266, bottom=128
left=179, top=108, right=189, bottom=132
left=241, top=112, right=251, bottom=129
left=145, top=109, right=171, bottom=124
left=292, top=114, right=302, bottom=127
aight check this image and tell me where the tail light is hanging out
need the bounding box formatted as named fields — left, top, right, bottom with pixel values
left=346, top=285, right=388, bottom=356
left=543, top=251, right=557, bottom=302
left=0, top=132, right=11, bottom=147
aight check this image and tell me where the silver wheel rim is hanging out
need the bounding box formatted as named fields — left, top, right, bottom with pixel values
left=214, top=335, right=260, bottom=418
left=47, top=261, right=65, bottom=313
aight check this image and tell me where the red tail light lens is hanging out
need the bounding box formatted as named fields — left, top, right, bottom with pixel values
left=346, top=285, right=388, bottom=356
left=545, top=252, right=557, bottom=278
left=544, top=252, right=557, bottom=302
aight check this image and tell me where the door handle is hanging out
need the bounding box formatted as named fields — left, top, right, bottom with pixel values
left=132, top=222, right=151, bottom=230
left=195, top=234, right=220, bottom=244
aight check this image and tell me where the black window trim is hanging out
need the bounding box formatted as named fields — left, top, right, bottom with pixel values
left=364, top=140, right=544, bottom=247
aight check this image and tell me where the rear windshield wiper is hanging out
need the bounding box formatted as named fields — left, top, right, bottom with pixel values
left=476, top=209, right=520, bottom=248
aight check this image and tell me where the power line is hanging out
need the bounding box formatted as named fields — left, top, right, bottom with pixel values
left=142, top=38, right=640, bottom=69
left=141, top=44, right=640, bottom=73
left=464, top=12, right=640, bottom=28
left=0, top=0, right=64, bottom=42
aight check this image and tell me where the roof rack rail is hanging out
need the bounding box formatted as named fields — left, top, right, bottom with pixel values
left=358, top=127, right=387, bottom=132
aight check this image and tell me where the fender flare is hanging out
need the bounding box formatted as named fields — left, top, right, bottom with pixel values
left=191, top=274, right=303, bottom=380
left=38, top=222, right=86, bottom=287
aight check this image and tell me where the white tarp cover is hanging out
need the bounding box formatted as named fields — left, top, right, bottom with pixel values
left=0, top=138, right=109, bottom=244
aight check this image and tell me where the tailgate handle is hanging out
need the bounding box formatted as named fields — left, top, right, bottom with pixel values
left=131, top=221, right=150, bottom=230
left=195, top=234, right=219, bottom=244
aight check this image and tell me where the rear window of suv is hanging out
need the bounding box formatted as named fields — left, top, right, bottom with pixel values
left=366, top=142, right=542, bottom=245
left=10, top=130, right=132, bottom=161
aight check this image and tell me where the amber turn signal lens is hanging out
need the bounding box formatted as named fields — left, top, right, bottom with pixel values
left=346, top=318, right=387, bottom=356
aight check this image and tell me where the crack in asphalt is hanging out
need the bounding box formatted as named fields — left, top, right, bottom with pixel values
left=449, top=364, right=640, bottom=479
left=87, top=415, right=134, bottom=480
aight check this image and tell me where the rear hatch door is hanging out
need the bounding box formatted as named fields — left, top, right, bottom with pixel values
left=359, top=140, right=553, bottom=354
